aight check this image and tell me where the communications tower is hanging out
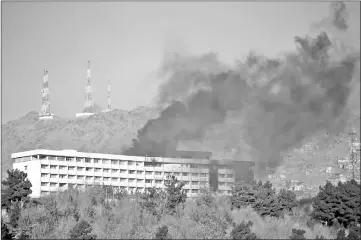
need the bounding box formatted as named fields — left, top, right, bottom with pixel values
left=39, top=69, right=54, bottom=120
left=76, top=61, right=95, bottom=118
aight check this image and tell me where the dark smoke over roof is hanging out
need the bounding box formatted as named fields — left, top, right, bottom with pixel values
left=123, top=2, right=360, bottom=177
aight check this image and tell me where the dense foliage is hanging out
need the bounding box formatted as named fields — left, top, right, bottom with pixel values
left=1, top=169, right=360, bottom=239
left=231, top=180, right=299, bottom=218
left=312, top=180, right=361, bottom=228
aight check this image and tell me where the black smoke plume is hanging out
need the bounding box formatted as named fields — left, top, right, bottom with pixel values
left=124, top=2, right=359, bottom=177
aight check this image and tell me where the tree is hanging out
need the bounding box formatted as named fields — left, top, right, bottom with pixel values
left=1, top=169, right=32, bottom=211
left=1, top=218, right=12, bottom=240
left=312, top=180, right=361, bottom=228
left=154, top=225, right=169, bottom=240
left=230, top=221, right=257, bottom=240
left=164, top=175, right=187, bottom=214
left=69, top=220, right=96, bottom=239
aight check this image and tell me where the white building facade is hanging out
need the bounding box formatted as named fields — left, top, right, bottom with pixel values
left=12, top=149, right=255, bottom=198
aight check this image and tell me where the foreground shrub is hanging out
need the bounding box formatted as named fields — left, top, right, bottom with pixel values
left=69, top=219, right=96, bottom=239
left=290, top=228, right=306, bottom=239
left=154, top=225, right=169, bottom=240
left=230, top=221, right=257, bottom=239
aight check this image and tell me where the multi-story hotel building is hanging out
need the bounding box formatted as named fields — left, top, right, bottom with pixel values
left=12, top=149, right=255, bottom=198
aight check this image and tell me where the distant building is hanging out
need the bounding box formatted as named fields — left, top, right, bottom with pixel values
left=288, top=181, right=304, bottom=191
left=12, top=149, right=255, bottom=198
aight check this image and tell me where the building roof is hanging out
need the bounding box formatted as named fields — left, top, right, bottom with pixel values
left=11, top=149, right=252, bottom=166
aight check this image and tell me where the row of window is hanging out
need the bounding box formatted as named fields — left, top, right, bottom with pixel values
left=40, top=187, right=204, bottom=196
left=40, top=175, right=211, bottom=185
left=40, top=165, right=229, bottom=177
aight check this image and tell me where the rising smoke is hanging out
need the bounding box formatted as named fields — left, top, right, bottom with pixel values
left=124, top=2, right=360, bottom=177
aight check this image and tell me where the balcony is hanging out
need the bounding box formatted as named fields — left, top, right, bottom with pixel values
left=67, top=170, right=76, bottom=175
left=128, top=174, right=137, bottom=179
left=40, top=177, right=50, bottom=182
left=58, top=170, right=67, bottom=175
left=128, top=182, right=137, bottom=187
left=154, top=175, right=163, bottom=180
left=103, top=172, right=111, bottom=177
left=145, top=167, right=154, bottom=171
left=67, top=179, right=77, bottom=184
left=49, top=169, right=58, bottom=174
left=154, top=167, right=163, bottom=172
left=58, top=178, right=68, bottom=183
left=127, top=165, right=137, bottom=171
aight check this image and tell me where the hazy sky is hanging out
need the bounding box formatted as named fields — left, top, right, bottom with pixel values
left=2, top=2, right=359, bottom=123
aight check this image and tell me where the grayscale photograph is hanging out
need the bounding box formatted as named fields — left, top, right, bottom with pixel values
left=1, top=1, right=360, bottom=239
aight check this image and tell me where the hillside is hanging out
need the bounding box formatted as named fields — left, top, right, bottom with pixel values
left=1, top=107, right=158, bottom=178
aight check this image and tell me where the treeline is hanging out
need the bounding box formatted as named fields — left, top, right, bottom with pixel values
left=1, top=169, right=360, bottom=239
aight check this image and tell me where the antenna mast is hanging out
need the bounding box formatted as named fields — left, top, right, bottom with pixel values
left=84, top=61, right=94, bottom=112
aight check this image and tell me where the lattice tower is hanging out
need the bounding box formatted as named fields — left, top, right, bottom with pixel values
left=83, top=61, right=94, bottom=112
left=40, top=69, right=51, bottom=116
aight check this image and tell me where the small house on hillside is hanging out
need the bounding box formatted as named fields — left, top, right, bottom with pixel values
left=288, top=181, right=304, bottom=191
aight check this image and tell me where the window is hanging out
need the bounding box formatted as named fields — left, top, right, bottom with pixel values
left=120, top=170, right=127, bottom=174
left=111, top=160, right=118, bottom=165
left=41, top=164, right=49, bottom=169
left=66, top=157, right=73, bottom=161
left=183, top=181, right=190, bottom=185
left=41, top=191, right=49, bottom=195
left=77, top=176, right=84, bottom=180
left=68, top=166, right=75, bottom=171
left=59, top=166, right=66, bottom=170
left=77, top=167, right=84, bottom=171
left=95, top=176, right=101, bottom=181
left=103, top=159, right=110, bottom=164
left=145, top=171, right=153, bottom=176
left=129, top=178, right=135, bottom=183
left=41, top=182, right=48, bottom=186
left=57, top=157, right=65, bottom=161
left=192, top=173, right=198, bottom=177
left=41, top=173, right=49, bottom=178
left=94, top=168, right=101, bottom=172
left=86, top=167, right=93, bottom=172
left=192, top=181, right=199, bottom=185
left=59, top=174, right=66, bottom=179
left=119, top=160, right=126, bottom=165
left=68, top=175, right=75, bottom=179
left=155, top=180, right=162, bottom=184
left=120, top=178, right=126, bottom=182
left=182, top=173, right=189, bottom=176
left=191, top=189, right=198, bottom=194
left=173, top=172, right=180, bottom=176
left=227, top=174, right=233, bottom=178
left=103, top=168, right=110, bottom=173
left=128, top=161, right=136, bottom=166
left=145, top=179, right=152, bottom=183
left=155, top=172, right=162, bottom=176
left=86, top=176, right=93, bottom=180
left=137, top=179, right=144, bottom=183
left=50, top=165, right=57, bottom=170
left=219, top=182, right=225, bottom=186
left=112, top=178, right=118, bottom=182
left=50, top=182, right=57, bottom=187
left=94, top=159, right=100, bottom=164
left=112, top=169, right=118, bottom=173
left=129, top=170, right=136, bottom=174
left=164, top=172, right=171, bottom=176
left=104, top=177, right=110, bottom=181
left=50, top=174, right=57, bottom=179
left=76, top=158, right=83, bottom=163
left=219, top=174, right=226, bottom=178
left=137, top=171, right=144, bottom=174
left=59, top=183, right=67, bottom=187
left=200, top=182, right=206, bottom=186
left=200, top=173, right=207, bottom=177
left=48, top=156, right=56, bottom=161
